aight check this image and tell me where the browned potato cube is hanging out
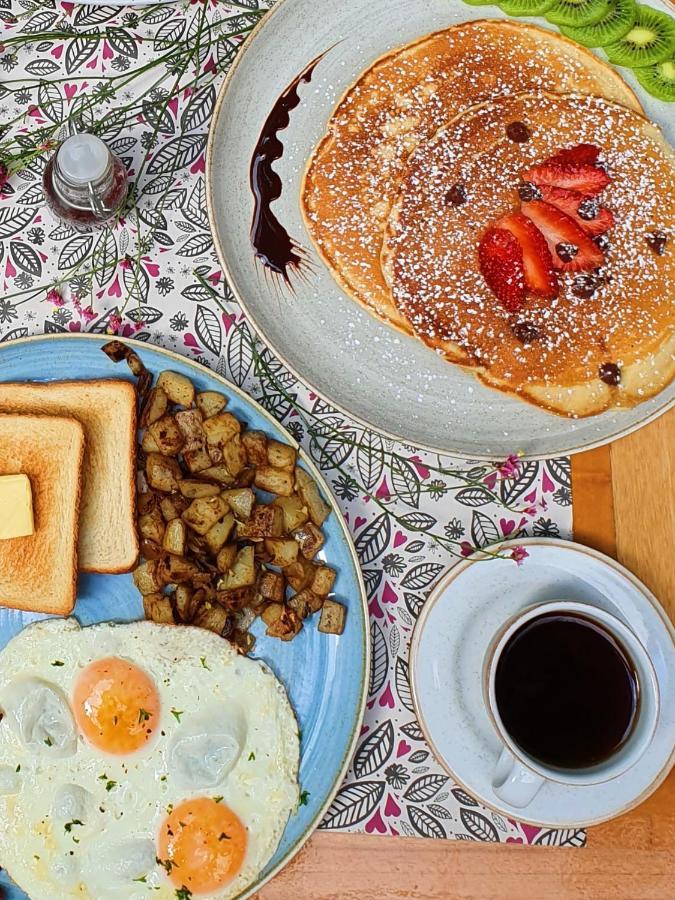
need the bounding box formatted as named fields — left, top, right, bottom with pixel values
left=216, top=543, right=237, bottom=573
left=178, top=479, right=221, bottom=499
left=173, top=584, right=198, bottom=623
left=288, top=588, right=323, bottom=619
left=140, top=538, right=162, bottom=561
left=222, top=435, right=247, bottom=477
left=183, top=447, right=213, bottom=474
left=193, top=601, right=229, bottom=635
left=138, top=507, right=165, bottom=544
left=146, top=454, right=182, bottom=493
left=218, top=546, right=256, bottom=590
left=274, top=495, right=309, bottom=533
left=157, top=370, right=195, bottom=407
left=258, top=571, right=285, bottom=604
left=160, top=494, right=190, bottom=521
left=163, top=518, right=187, bottom=556
left=222, top=488, right=255, bottom=520
left=158, top=554, right=200, bottom=585
left=204, top=512, right=235, bottom=554
left=261, top=602, right=284, bottom=627
left=285, top=557, right=316, bottom=591
left=143, top=593, right=175, bottom=625
left=216, top=586, right=254, bottom=611
left=148, top=415, right=184, bottom=456
left=138, top=491, right=159, bottom=516
left=242, top=430, right=268, bottom=466
left=196, top=391, right=228, bottom=418
left=266, top=605, right=302, bottom=641
left=293, top=522, right=325, bottom=559
left=140, top=387, right=168, bottom=428
left=312, top=564, right=336, bottom=596
left=203, top=412, right=241, bottom=447
left=182, top=495, right=229, bottom=535
left=208, top=444, right=223, bottom=465
left=237, top=467, right=256, bottom=488
left=264, top=538, right=299, bottom=568
left=267, top=440, right=297, bottom=471
left=295, top=467, right=331, bottom=526
left=254, top=466, right=294, bottom=497
left=141, top=430, right=160, bottom=453
left=238, top=504, right=283, bottom=541
left=318, top=599, right=346, bottom=634
left=200, top=465, right=235, bottom=485
left=134, top=560, right=162, bottom=595
left=175, top=409, right=205, bottom=452
left=231, top=629, right=255, bottom=655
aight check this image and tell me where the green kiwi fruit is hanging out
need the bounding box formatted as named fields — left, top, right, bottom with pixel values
left=605, top=5, right=675, bottom=67
left=546, top=0, right=612, bottom=28
left=463, top=0, right=497, bottom=6
left=498, top=0, right=555, bottom=16
left=560, top=0, right=637, bottom=47
left=635, top=55, right=675, bottom=100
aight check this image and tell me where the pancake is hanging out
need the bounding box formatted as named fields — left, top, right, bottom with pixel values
left=301, top=20, right=641, bottom=334
left=382, top=91, right=675, bottom=417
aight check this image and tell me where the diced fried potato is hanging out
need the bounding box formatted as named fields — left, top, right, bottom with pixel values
left=218, top=546, right=256, bottom=590
left=196, top=391, right=228, bottom=418
left=222, top=488, right=255, bottom=520
left=274, top=495, right=309, bottom=533
left=237, top=467, right=256, bottom=488
left=261, top=602, right=284, bottom=627
left=295, top=467, right=331, bottom=525
left=160, top=494, right=190, bottom=521
left=265, top=605, right=302, bottom=641
left=183, top=447, right=213, bottom=473
left=318, top=599, right=346, bottom=634
left=267, top=440, right=297, bottom=471
left=216, top=543, right=237, bottom=573
left=140, top=538, right=162, bottom=561
left=182, top=496, right=230, bottom=535
left=175, top=409, right=205, bottom=452
left=200, top=465, right=235, bottom=485
left=285, top=557, right=316, bottom=591
left=146, top=453, right=182, bottom=493
left=208, top=444, right=223, bottom=465
left=148, top=415, right=184, bottom=456
left=193, top=601, right=229, bottom=635
left=158, top=554, right=200, bottom=585
left=312, top=564, right=336, bottom=596
left=204, top=513, right=235, bottom=554
left=216, top=586, right=254, bottom=611
left=163, top=518, right=187, bottom=556
left=222, top=435, right=247, bottom=477
left=231, top=629, right=255, bottom=655
left=258, top=571, right=285, bottom=604
left=143, top=593, right=175, bottom=625
left=138, top=491, right=159, bottom=516
left=178, top=479, right=221, bottom=499
left=288, top=588, right=323, bottom=619
left=140, top=387, right=168, bottom=428
left=134, top=561, right=162, bottom=595
left=203, top=412, right=241, bottom=447
left=242, top=430, right=268, bottom=466
left=173, top=584, right=198, bottom=623
left=254, top=466, right=294, bottom=497
left=293, top=522, right=325, bottom=559
left=142, top=430, right=160, bottom=453
left=157, top=370, right=195, bottom=407
left=238, top=504, right=283, bottom=541
left=264, top=538, right=299, bottom=568
left=138, top=507, right=165, bottom=544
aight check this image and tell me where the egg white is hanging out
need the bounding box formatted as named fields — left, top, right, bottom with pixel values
left=0, top=618, right=300, bottom=899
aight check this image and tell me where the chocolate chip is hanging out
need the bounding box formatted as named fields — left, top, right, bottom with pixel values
left=572, top=272, right=603, bottom=298
left=518, top=181, right=541, bottom=202
left=578, top=199, right=598, bottom=221
left=446, top=183, right=467, bottom=207
left=594, top=234, right=610, bottom=252
left=512, top=321, right=541, bottom=344
left=645, top=230, right=668, bottom=256
left=556, top=242, right=578, bottom=263
left=599, top=362, right=621, bottom=386
left=506, top=121, right=530, bottom=143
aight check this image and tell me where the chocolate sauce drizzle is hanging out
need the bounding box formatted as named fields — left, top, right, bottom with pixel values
left=249, top=52, right=325, bottom=285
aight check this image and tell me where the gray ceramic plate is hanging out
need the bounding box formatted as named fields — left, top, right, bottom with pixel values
left=207, top=0, right=675, bottom=460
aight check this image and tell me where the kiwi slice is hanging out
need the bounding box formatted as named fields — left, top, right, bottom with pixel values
left=498, top=0, right=555, bottom=16
left=561, top=0, right=637, bottom=47
left=605, top=5, right=675, bottom=67
left=546, top=0, right=612, bottom=28
left=463, top=0, right=496, bottom=6
left=635, top=54, right=675, bottom=100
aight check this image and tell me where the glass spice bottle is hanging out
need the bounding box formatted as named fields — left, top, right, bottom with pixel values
left=42, top=133, right=128, bottom=228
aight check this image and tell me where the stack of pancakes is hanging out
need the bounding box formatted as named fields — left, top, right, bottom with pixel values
left=301, top=20, right=675, bottom=417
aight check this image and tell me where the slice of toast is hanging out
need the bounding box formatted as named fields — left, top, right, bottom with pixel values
left=0, top=380, right=138, bottom=574
left=0, top=414, right=84, bottom=615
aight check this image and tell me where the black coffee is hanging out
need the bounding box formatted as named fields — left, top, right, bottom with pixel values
left=495, top=613, right=639, bottom=769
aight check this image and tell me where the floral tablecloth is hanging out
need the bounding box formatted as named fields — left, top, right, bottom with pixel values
left=0, top=1, right=580, bottom=846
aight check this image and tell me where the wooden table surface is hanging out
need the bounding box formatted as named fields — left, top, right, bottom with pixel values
left=258, top=409, right=675, bottom=900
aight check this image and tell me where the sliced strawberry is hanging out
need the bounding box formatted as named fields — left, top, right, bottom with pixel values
left=478, top=227, right=525, bottom=311
left=528, top=184, right=614, bottom=238
left=548, top=144, right=600, bottom=167
left=521, top=160, right=610, bottom=196
left=497, top=212, right=558, bottom=299
left=520, top=201, right=604, bottom=273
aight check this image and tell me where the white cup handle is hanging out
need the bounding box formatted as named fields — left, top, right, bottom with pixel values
left=492, top=747, right=546, bottom=808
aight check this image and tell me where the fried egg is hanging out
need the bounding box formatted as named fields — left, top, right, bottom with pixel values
left=0, top=618, right=299, bottom=899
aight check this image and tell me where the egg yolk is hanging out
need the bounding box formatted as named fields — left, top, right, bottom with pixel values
left=73, top=657, right=160, bottom=754
left=158, top=797, right=247, bottom=894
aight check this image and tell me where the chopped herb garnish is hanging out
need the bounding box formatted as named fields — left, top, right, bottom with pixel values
left=138, top=708, right=151, bottom=724
left=218, top=832, right=230, bottom=841
left=299, top=790, right=310, bottom=806
left=175, top=888, right=192, bottom=900
left=64, top=819, right=84, bottom=833
left=44, top=736, right=53, bottom=747
left=15, top=764, right=20, bottom=772
left=166, top=804, right=173, bottom=814
left=33, top=855, right=40, bottom=861
left=72, top=837, right=80, bottom=844
left=171, top=708, right=183, bottom=723
left=156, top=857, right=177, bottom=874
left=133, top=875, right=147, bottom=883
left=199, top=656, right=210, bottom=670
left=51, top=660, right=64, bottom=667
left=113, top=715, right=118, bottom=725
left=178, top=821, right=187, bottom=828
left=106, top=780, right=116, bottom=792
left=248, top=752, right=255, bottom=761
left=213, top=796, right=223, bottom=804
left=160, top=775, right=167, bottom=782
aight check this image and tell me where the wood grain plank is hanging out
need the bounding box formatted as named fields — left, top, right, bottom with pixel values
left=570, top=445, right=616, bottom=558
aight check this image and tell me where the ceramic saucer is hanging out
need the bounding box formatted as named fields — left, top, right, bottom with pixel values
left=410, top=539, right=675, bottom=828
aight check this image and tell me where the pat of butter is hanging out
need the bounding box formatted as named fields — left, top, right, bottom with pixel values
left=0, top=474, right=34, bottom=540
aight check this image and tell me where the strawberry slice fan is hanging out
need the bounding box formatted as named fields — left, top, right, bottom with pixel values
left=479, top=144, right=614, bottom=312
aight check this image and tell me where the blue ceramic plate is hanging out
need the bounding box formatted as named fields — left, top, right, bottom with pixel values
left=0, top=334, right=369, bottom=900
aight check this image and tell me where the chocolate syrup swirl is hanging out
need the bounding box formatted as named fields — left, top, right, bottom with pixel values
left=249, top=52, right=325, bottom=284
